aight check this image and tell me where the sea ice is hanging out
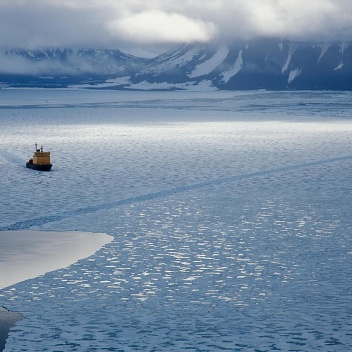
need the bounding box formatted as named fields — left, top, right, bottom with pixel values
left=0, top=90, right=351, bottom=351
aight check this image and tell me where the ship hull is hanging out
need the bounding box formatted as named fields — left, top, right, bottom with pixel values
left=26, top=162, right=52, bottom=171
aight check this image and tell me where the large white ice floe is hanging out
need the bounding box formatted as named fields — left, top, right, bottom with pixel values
left=0, top=231, right=112, bottom=289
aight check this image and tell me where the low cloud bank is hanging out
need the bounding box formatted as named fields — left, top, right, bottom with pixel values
left=0, top=0, right=351, bottom=50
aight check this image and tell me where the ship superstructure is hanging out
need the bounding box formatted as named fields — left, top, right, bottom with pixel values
left=26, top=144, right=52, bottom=171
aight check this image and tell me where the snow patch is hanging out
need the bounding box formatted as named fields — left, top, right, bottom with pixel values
left=127, top=81, right=177, bottom=90
left=188, top=46, right=229, bottom=78
left=191, top=80, right=218, bottom=91
left=282, top=44, right=296, bottom=73
left=70, top=76, right=131, bottom=88
left=147, top=46, right=200, bottom=74
left=127, top=80, right=217, bottom=91
left=221, top=50, right=243, bottom=83
left=318, top=44, right=330, bottom=63
left=334, top=62, right=344, bottom=70
left=288, top=68, right=301, bottom=83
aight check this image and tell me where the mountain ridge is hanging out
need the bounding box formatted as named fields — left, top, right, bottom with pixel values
left=1, top=38, right=351, bottom=90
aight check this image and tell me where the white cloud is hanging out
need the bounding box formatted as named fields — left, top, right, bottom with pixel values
left=0, top=0, right=351, bottom=49
left=243, top=0, right=351, bottom=40
left=108, top=10, right=217, bottom=44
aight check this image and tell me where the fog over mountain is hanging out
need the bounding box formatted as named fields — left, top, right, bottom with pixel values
left=1, top=39, right=351, bottom=91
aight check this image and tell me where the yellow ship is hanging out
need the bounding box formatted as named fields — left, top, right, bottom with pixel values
left=26, top=143, right=52, bottom=171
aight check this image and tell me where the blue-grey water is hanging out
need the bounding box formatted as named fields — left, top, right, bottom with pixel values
left=0, top=90, right=352, bottom=351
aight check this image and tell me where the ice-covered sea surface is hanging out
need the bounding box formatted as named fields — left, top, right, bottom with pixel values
left=1, top=89, right=352, bottom=351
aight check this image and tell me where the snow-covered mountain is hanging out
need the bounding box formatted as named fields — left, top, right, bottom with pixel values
left=1, top=38, right=352, bottom=90
left=131, top=38, right=352, bottom=90
left=0, top=48, right=144, bottom=88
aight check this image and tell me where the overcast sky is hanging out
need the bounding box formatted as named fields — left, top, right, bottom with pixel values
left=1, top=0, right=351, bottom=51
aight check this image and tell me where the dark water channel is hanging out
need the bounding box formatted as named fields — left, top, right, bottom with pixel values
left=0, top=307, right=22, bottom=352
